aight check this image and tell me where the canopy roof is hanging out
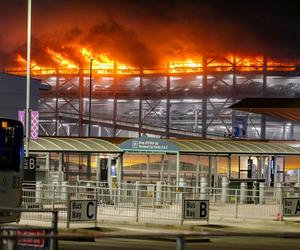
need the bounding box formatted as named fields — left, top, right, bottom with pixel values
left=29, top=137, right=122, bottom=153
left=28, top=137, right=300, bottom=156
left=168, top=139, right=300, bottom=155
left=229, top=98, right=300, bottom=122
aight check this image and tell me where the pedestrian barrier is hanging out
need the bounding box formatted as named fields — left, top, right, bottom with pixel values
left=20, top=181, right=288, bottom=227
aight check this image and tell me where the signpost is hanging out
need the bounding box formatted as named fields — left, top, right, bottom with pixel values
left=283, top=198, right=300, bottom=216
left=182, top=199, right=209, bottom=224
left=68, top=200, right=97, bottom=227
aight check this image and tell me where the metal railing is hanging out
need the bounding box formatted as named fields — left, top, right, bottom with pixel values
left=0, top=207, right=58, bottom=250
left=20, top=181, right=288, bottom=227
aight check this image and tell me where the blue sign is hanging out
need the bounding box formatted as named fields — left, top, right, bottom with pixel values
left=119, top=138, right=179, bottom=152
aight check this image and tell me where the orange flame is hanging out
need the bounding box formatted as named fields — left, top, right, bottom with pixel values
left=11, top=50, right=299, bottom=76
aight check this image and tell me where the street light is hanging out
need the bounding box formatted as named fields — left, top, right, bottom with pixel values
left=25, top=0, right=32, bottom=157
left=88, top=58, right=93, bottom=137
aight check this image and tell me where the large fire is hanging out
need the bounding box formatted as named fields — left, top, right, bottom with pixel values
left=8, top=47, right=300, bottom=76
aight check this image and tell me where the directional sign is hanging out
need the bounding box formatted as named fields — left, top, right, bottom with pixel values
left=283, top=198, right=300, bottom=216
left=68, top=200, right=97, bottom=222
left=183, top=200, right=209, bottom=220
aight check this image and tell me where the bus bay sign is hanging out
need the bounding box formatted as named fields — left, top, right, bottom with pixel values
left=68, top=200, right=97, bottom=222
left=283, top=198, right=300, bottom=216
left=183, top=199, right=209, bottom=221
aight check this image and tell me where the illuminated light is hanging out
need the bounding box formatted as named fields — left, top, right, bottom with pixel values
left=2, top=121, right=8, bottom=129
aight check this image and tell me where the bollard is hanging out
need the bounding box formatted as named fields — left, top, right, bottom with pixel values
left=240, top=182, right=247, bottom=204
left=259, top=182, right=265, bottom=204
left=200, top=177, right=208, bottom=200
left=221, top=177, right=229, bottom=203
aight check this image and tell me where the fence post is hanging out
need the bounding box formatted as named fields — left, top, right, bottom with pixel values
left=135, top=190, right=139, bottom=223
left=50, top=210, right=58, bottom=250
left=176, top=235, right=185, bottom=250
left=66, top=193, right=70, bottom=229
left=235, top=189, right=238, bottom=219
left=52, top=185, right=56, bottom=210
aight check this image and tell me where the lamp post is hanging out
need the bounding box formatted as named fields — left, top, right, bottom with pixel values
left=25, top=0, right=32, bottom=157
left=88, top=58, right=93, bottom=137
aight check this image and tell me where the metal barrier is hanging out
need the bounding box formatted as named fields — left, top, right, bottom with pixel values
left=21, top=181, right=285, bottom=227
left=0, top=207, right=58, bottom=250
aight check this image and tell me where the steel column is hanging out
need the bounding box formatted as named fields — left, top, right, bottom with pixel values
left=138, top=67, right=143, bottom=137
left=166, top=63, right=171, bottom=138
left=55, top=70, right=59, bottom=136
left=79, top=68, right=84, bottom=136
left=261, top=55, right=267, bottom=140
left=112, top=63, right=118, bottom=137
left=202, top=56, right=207, bottom=138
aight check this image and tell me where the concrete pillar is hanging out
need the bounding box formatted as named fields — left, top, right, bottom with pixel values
left=221, top=177, right=229, bottom=203
left=156, top=181, right=162, bottom=205
left=160, top=155, right=165, bottom=182
left=208, top=156, right=212, bottom=187
left=259, top=182, right=265, bottom=204
left=266, top=156, right=271, bottom=187
left=227, top=155, right=231, bottom=179
left=200, top=177, right=208, bottom=200
left=196, top=156, right=200, bottom=189
left=176, top=153, right=180, bottom=186
left=58, top=153, right=63, bottom=173
left=275, top=182, right=282, bottom=201
left=240, top=182, right=247, bottom=204
left=213, top=156, right=218, bottom=188
left=96, top=155, right=100, bottom=182
left=147, top=154, right=150, bottom=183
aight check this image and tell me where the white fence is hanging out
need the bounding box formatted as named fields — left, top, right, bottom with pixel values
left=21, top=181, right=289, bottom=227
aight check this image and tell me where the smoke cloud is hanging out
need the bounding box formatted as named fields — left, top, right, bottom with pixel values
left=1, top=0, right=300, bottom=67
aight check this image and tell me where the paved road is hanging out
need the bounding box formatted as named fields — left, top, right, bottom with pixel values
left=59, top=236, right=300, bottom=250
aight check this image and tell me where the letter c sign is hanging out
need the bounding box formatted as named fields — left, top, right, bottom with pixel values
left=87, top=201, right=95, bottom=219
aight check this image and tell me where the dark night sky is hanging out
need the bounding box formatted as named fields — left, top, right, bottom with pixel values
left=0, top=0, right=300, bottom=66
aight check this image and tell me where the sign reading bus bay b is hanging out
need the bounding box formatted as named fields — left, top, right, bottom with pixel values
left=183, top=200, right=209, bottom=221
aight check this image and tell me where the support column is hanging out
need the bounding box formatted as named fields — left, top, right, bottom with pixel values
left=46, top=153, right=50, bottom=174
left=273, top=155, right=278, bottom=188
left=160, top=155, right=165, bottom=182
left=213, top=156, right=218, bottom=188
left=202, top=56, right=207, bottom=138
left=196, top=156, right=200, bottom=189
left=208, top=156, right=212, bottom=187
left=112, top=62, right=118, bottom=137
left=261, top=55, right=267, bottom=140
left=96, top=154, right=100, bottom=182
left=147, top=154, right=150, bottom=183
left=227, top=155, right=231, bottom=179
left=232, top=56, right=237, bottom=136
left=79, top=68, right=84, bottom=136
left=55, top=70, right=59, bottom=136
left=238, top=156, right=241, bottom=179
left=266, top=156, right=271, bottom=187
left=58, top=153, right=63, bottom=173
left=258, top=156, right=264, bottom=179
left=176, top=152, right=180, bottom=186
left=138, top=67, right=143, bottom=137
left=166, top=63, right=171, bottom=138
